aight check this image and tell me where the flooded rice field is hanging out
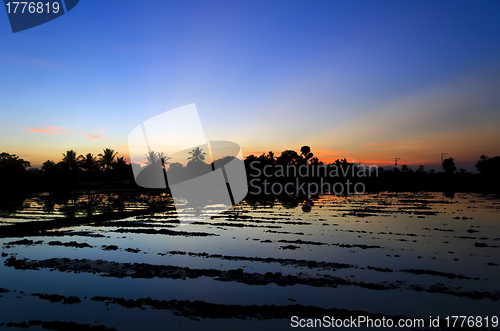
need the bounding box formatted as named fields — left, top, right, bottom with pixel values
left=0, top=191, right=499, bottom=330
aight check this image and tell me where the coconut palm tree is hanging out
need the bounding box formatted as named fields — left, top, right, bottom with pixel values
left=267, top=151, right=276, bottom=164
left=98, top=148, right=118, bottom=171
left=62, top=150, right=81, bottom=172
left=42, top=160, right=56, bottom=173
left=300, top=146, right=314, bottom=164
left=187, top=147, right=206, bottom=163
left=145, top=151, right=170, bottom=166
left=79, top=153, right=98, bottom=186
left=40, top=160, right=56, bottom=189
left=112, top=156, right=128, bottom=184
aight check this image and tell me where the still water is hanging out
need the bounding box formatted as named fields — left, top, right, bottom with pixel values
left=0, top=192, right=499, bottom=330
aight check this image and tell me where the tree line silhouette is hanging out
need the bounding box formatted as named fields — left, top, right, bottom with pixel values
left=0, top=146, right=499, bottom=193
left=0, top=148, right=132, bottom=190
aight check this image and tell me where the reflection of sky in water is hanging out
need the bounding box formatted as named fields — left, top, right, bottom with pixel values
left=1, top=192, right=500, bottom=327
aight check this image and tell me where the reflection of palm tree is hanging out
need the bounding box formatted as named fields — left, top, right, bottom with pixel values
left=187, top=147, right=206, bottom=163
left=62, top=150, right=81, bottom=172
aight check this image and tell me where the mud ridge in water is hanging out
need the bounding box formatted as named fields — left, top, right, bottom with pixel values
left=277, top=239, right=328, bottom=246
left=265, top=230, right=305, bottom=235
left=400, top=269, right=476, bottom=280
left=158, top=250, right=355, bottom=270
left=0, top=320, right=117, bottom=330
left=3, top=240, right=93, bottom=249
left=32, top=293, right=81, bottom=304
left=192, top=221, right=282, bottom=229
left=0, top=206, right=175, bottom=237
left=4, top=257, right=499, bottom=301
left=113, top=228, right=218, bottom=237
left=0, top=290, right=459, bottom=329
left=91, top=221, right=176, bottom=228
left=48, top=241, right=93, bottom=248
left=90, top=295, right=409, bottom=322
left=211, top=216, right=312, bottom=226
left=88, top=295, right=486, bottom=329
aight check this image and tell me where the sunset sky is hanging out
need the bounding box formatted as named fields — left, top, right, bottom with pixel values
left=1, top=0, right=499, bottom=171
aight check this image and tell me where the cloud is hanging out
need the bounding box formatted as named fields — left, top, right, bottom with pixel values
left=27, top=126, right=105, bottom=140
left=364, top=142, right=399, bottom=146
left=27, top=126, right=71, bottom=135
left=83, top=132, right=104, bottom=140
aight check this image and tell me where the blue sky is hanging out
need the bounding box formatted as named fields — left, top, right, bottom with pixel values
left=1, top=0, right=500, bottom=170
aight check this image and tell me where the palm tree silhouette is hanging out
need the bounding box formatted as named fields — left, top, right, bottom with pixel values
left=145, top=151, right=170, bottom=165
left=79, top=153, right=98, bottom=186
left=62, top=150, right=81, bottom=172
left=187, top=147, right=206, bottom=163
left=112, top=156, right=128, bottom=184
left=99, top=148, right=118, bottom=183
left=267, top=151, right=276, bottom=164
left=99, top=148, right=118, bottom=171
left=42, top=160, right=56, bottom=173
left=42, top=160, right=56, bottom=187
left=300, top=146, right=314, bottom=164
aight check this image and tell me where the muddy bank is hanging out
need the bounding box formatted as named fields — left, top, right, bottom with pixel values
left=158, top=250, right=355, bottom=270
left=6, top=230, right=107, bottom=239
left=113, top=228, right=218, bottom=237
left=32, top=293, right=81, bottom=304
left=3, top=239, right=93, bottom=249
left=193, top=221, right=282, bottom=229
left=4, top=257, right=498, bottom=301
left=0, top=206, right=175, bottom=238
left=90, top=295, right=414, bottom=322
left=0, top=290, right=462, bottom=330
left=0, top=320, right=116, bottom=330
left=91, top=221, right=176, bottom=228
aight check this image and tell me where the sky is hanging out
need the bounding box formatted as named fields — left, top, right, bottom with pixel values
left=1, top=0, right=500, bottom=171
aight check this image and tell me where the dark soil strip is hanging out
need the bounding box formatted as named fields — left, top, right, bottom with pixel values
left=401, top=269, right=476, bottom=280
left=159, top=250, right=354, bottom=270
left=0, top=321, right=116, bottom=330
left=3, top=231, right=106, bottom=241
left=4, top=257, right=499, bottom=301
left=48, top=241, right=93, bottom=248
left=113, top=228, right=218, bottom=237
left=90, top=221, right=176, bottom=228
left=0, top=206, right=175, bottom=238
left=3, top=256, right=384, bottom=290
left=192, top=221, right=282, bottom=229
left=275, top=239, right=381, bottom=249
left=89, top=296, right=486, bottom=330
left=162, top=251, right=478, bottom=280
left=4, top=239, right=43, bottom=246
left=277, top=239, right=327, bottom=246
left=32, top=293, right=81, bottom=304
left=3, top=240, right=93, bottom=249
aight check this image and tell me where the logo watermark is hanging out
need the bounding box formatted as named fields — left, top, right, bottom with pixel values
left=3, top=0, right=79, bottom=33
left=248, top=161, right=379, bottom=196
